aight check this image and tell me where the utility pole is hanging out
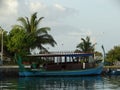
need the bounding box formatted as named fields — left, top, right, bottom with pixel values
left=0, top=27, right=3, bottom=65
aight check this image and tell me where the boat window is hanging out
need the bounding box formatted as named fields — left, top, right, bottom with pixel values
left=88, top=56, right=94, bottom=63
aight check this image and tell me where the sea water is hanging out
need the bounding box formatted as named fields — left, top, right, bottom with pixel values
left=0, top=75, right=120, bottom=90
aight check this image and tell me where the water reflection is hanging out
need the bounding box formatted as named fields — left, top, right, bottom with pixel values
left=0, top=76, right=120, bottom=90
left=0, top=77, right=18, bottom=90
left=105, top=76, right=120, bottom=90
left=18, top=76, right=103, bottom=90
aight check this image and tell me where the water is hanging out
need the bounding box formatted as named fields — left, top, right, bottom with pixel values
left=0, top=76, right=120, bottom=90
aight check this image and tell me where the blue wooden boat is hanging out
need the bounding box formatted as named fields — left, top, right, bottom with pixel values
left=16, top=52, right=104, bottom=77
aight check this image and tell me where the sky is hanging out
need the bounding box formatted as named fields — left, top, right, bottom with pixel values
left=0, top=0, right=120, bottom=53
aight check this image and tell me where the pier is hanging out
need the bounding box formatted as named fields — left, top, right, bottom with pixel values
left=0, top=66, right=29, bottom=77
left=104, top=66, right=120, bottom=69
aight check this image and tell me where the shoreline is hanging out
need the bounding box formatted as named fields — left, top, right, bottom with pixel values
left=0, top=65, right=30, bottom=77
left=0, top=65, right=120, bottom=77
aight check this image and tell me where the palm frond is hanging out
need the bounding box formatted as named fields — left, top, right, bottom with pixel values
left=76, top=36, right=96, bottom=53
left=30, top=12, right=37, bottom=32
left=17, top=17, right=27, bottom=29
left=25, top=17, right=31, bottom=33
left=36, top=27, right=51, bottom=35
left=12, top=25, right=24, bottom=29
left=36, top=17, right=44, bottom=26
left=37, top=34, right=56, bottom=46
left=16, top=12, right=56, bottom=53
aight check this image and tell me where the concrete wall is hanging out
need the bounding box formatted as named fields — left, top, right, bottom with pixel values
left=0, top=66, right=19, bottom=77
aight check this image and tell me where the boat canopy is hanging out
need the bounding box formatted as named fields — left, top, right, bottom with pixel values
left=27, top=53, right=94, bottom=57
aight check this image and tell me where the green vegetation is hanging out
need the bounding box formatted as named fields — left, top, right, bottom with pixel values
left=0, top=12, right=57, bottom=64
left=76, top=36, right=96, bottom=53
left=106, top=46, right=120, bottom=65
left=7, top=26, right=28, bottom=56
left=16, top=12, right=56, bottom=52
left=75, top=36, right=103, bottom=61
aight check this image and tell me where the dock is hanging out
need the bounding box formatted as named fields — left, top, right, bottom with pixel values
left=104, top=66, right=120, bottom=69
left=0, top=65, right=30, bottom=77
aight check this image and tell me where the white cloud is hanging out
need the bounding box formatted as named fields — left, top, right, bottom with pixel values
left=27, top=1, right=77, bottom=21
left=7, top=0, right=18, bottom=14
left=0, top=0, right=18, bottom=30
left=0, top=0, right=18, bottom=16
left=54, top=4, right=66, bottom=11
left=29, top=1, right=46, bottom=12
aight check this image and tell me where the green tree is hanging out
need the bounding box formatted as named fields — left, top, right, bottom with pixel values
left=94, top=51, right=103, bottom=60
left=106, top=46, right=120, bottom=65
left=7, top=26, right=29, bottom=56
left=16, top=12, right=56, bottom=52
left=76, top=36, right=96, bottom=53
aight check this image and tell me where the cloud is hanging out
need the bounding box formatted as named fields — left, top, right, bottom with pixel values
left=0, top=0, right=18, bottom=16
left=0, top=0, right=18, bottom=30
left=54, top=4, right=66, bottom=11
left=29, top=1, right=46, bottom=12
left=0, top=0, right=77, bottom=31
left=28, top=1, right=77, bottom=21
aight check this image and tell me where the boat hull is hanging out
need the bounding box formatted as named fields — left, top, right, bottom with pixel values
left=19, top=64, right=103, bottom=77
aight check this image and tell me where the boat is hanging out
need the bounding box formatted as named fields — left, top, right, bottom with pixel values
left=16, top=52, right=104, bottom=77
left=106, top=68, right=120, bottom=75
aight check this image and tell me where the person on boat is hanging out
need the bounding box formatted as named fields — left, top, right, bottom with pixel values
left=31, top=62, right=37, bottom=69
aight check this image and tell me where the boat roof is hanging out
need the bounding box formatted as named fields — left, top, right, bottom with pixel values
left=27, top=53, right=94, bottom=57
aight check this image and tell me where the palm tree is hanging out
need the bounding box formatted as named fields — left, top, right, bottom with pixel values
left=76, top=36, right=96, bottom=53
left=16, top=12, right=56, bottom=52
